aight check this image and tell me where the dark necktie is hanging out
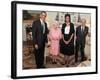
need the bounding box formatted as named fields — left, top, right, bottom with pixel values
left=41, top=22, right=45, bottom=34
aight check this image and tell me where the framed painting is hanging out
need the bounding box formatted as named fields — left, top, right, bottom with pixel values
left=11, top=1, right=98, bottom=79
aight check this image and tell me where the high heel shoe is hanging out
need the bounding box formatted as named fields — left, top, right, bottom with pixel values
left=52, top=61, right=57, bottom=64
left=66, top=64, right=70, bottom=67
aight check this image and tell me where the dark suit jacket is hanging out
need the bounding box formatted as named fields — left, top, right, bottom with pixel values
left=32, top=20, right=48, bottom=48
left=76, top=25, right=88, bottom=47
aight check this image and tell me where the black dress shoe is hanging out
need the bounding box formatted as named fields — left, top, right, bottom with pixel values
left=66, top=65, right=70, bottom=67
left=36, top=67, right=41, bottom=69
left=60, top=62, right=65, bottom=65
left=75, top=59, right=78, bottom=62
left=36, top=65, right=46, bottom=69
left=41, top=66, right=46, bottom=68
left=81, top=57, right=87, bottom=62
left=81, top=59, right=87, bottom=62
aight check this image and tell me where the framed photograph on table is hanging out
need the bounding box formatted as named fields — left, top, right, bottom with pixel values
left=11, top=1, right=98, bottom=79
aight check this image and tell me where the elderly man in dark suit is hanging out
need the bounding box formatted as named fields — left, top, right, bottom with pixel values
left=75, top=18, right=88, bottom=62
left=32, top=11, right=49, bottom=68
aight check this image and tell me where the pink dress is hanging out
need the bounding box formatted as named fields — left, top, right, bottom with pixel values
left=48, top=28, right=62, bottom=56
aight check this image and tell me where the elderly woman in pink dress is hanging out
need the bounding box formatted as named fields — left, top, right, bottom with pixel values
left=48, top=21, right=62, bottom=64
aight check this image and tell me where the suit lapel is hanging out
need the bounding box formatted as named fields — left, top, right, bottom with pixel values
left=83, top=26, right=87, bottom=34
left=84, top=26, right=87, bottom=32
left=38, top=20, right=43, bottom=33
left=79, top=26, right=82, bottom=33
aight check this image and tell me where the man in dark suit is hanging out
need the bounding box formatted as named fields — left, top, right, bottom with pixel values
left=32, top=11, right=49, bottom=68
left=75, top=18, right=88, bottom=62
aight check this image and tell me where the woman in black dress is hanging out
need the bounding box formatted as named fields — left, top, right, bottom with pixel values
left=61, top=14, right=75, bottom=67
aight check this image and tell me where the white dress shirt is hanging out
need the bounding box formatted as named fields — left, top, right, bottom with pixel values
left=40, top=19, right=45, bottom=34
left=81, top=26, right=85, bottom=32
left=64, top=25, right=70, bottom=34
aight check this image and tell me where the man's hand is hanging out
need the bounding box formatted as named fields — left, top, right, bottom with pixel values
left=35, top=44, right=38, bottom=49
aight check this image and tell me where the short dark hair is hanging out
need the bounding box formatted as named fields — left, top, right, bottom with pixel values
left=40, top=11, right=47, bottom=14
left=65, top=14, right=71, bottom=22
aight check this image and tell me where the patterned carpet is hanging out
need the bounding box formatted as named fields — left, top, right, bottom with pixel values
left=23, top=42, right=91, bottom=69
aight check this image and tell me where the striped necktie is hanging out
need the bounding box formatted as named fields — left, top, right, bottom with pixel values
left=41, top=22, right=45, bottom=34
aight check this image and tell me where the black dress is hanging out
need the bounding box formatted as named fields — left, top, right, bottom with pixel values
left=60, top=23, right=75, bottom=56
